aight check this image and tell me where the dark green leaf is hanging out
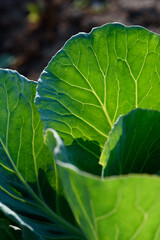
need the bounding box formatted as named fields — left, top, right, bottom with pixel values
left=0, top=202, right=39, bottom=240
left=100, top=108, right=160, bottom=176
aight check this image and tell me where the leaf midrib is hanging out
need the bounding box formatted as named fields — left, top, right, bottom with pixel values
left=0, top=138, right=83, bottom=237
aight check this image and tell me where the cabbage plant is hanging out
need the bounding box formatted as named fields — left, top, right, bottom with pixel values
left=1, top=23, right=160, bottom=240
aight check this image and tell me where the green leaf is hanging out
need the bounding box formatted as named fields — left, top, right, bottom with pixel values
left=35, top=23, right=160, bottom=172
left=100, top=108, right=160, bottom=176
left=0, top=69, right=84, bottom=239
left=0, top=216, right=21, bottom=240
left=0, top=202, right=38, bottom=240
left=46, top=128, right=160, bottom=240
left=60, top=166, right=160, bottom=240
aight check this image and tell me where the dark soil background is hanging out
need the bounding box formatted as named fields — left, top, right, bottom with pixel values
left=1, top=0, right=160, bottom=80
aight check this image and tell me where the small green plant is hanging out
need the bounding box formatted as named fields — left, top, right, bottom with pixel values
left=1, top=23, right=160, bottom=240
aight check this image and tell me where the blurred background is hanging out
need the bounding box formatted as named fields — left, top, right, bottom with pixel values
left=1, top=0, right=160, bottom=80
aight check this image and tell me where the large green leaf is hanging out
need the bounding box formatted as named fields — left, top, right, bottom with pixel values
left=0, top=69, right=84, bottom=239
left=100, top=108, right=160, bottom=176
left=35, top=23, right=160, bottom=172
left=45, top=128, right=160, bottom=240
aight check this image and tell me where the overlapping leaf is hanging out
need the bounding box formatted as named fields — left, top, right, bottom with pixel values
left=36, top=23, right=160, bottom=239
left=0, top=69, right=84, bottom=239
left=45, top=124, right=160, bottom=240
left=100, top=108, right=160, bottom=176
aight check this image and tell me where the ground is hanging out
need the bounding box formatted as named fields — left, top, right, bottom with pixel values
left=1, top=0, right=160, bottom=80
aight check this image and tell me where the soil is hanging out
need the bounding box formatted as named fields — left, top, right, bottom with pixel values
left=1, top=0, right=160, bottom=80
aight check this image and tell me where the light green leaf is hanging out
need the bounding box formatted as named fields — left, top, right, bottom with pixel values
left=35, top=23, right=160, bottom=172
left=60, top=166, right=160, bottom=240
left=100, top=108, right=160, bottom=176
left=46, top=128, right=160, bottom=240
left=0, top=69, right=84, bottom=239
